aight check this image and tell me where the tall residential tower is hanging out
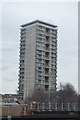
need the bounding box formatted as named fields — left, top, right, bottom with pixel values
left=18, top=20, right=58, bottom=101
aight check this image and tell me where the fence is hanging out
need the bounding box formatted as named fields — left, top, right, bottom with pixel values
left=27, top=102, right=79, bottom=112
left=0, top=102, right=80, bottom=118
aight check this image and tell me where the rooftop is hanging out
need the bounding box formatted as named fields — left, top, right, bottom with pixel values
left=21, top=20, right=57, bottom=28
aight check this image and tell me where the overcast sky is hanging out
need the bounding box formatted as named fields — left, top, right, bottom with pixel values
left=1, top=2, right=78, bottom=94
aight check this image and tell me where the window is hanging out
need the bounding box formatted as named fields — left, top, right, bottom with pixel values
left=45, top=77, right=49, bottom=82
left=45, top=85, right=49, bottom=90
left=38, top=79, right=41, bottom=82
left=38, top=25, right=44, bottom=29
left=46, top=28, right=50, bottom=33
left=38, top=67, right=41, bottom=69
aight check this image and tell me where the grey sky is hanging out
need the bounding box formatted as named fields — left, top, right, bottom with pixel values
left=2, top=2, right=78, bottom=94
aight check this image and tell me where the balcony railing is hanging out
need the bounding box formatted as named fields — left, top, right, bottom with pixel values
left=27, top=102, right=79, bottom=112
left=45, top=81, right=49, bottom=85
left=51, top=35, right=57, bottom=39
left=45, top=47, right=50, bottom=51
left=44, top=56, right=50, bottom=60
left=45, top=72, right=49, bottom=75
left=45, top=40, right=50, bottom=44
left=44, top=64, right=49, bottom=68
left=37, top=25, right=45, bottom=31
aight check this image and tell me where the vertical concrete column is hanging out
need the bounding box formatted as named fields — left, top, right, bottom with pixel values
left=8, top=105, right=11, bottom=120
left=61, top=103, right=64, bottom=111
left=55, top=103, right=58, bottom=111
left=73, top=103, right=76, bottom=111
left=37, top=102, right=40, bottom=111
left=49, top=102, right=51, bottom=111
left=42, top=102, right=45, bottom=111
left=30, top=103, right=32, bottom=110
left=68, top=102, right=70, bottom=111
left=24, top=105, right=26, bottom=116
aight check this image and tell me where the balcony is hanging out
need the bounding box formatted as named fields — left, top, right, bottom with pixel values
left=20, top=47, right=25, bottom=52
left=51, top=35, right=57, bottom=39
left=51, top=57, right=57, bottom=60
left=45, top=51, right=49, bottom=56
left=44, top=56, right=50, bottom=60
left=20, top=46, right=25, bottom=50
left=45, top=41, right=50, bottom=44
left=36, top=68, right=43, bottom=72
left=19, top=53, right=25, bottom=57
left=45, top=85, right=49, bottom=91
left=19, top=64, right=24, bottom=69
left=19, top=71, right=24, bottom=76
left=45, top=28, right=50, bottom=35
left=45, top=43, right=49, bottom=47
left=45, top=76, right=49, bottom=84
left=35, top=73, right=44, bottom=77
left=37, top=33, right=45, bottom=39
left=19, top=62, right=24, bottom=66
left=37, top=29, right=44, bottom=35
left=36, top=49, right=43, bottom=54
left=45, top=52, right=50, bottom=59
left=20, top=46, right=25, bottom=51
left=20, top=31, right=26, bottom=35
left=20, top=52, right=25, bottom=56
left=20, top=59, right=24, bottom=62
left=20, top=67, right=25, bottom=71
left=36, top=76, right=42, bottom=80
left=36, top=46, right=44, bottom=51
left=20, top=41, right=25, bottom=45
left=51, top=62, right=57, bottom=66
left=50, top=43, right=57, bottom=47
left=44, top=64, right=49, bottom=68
left=53, top=47, right=57, bottom=50
left=36, top=59, right=44, bottom=64
left=45, top=81, right=49, bottom=85
left=45, top=36, right=50, bottom=43
left=44, top=74, right=49, bottom=76
left=51, top=50, right=57, bottom=54
left=36, top=64, right=42, bottom=68
left=51, top=30, right=57, bottom=35
left=45, top=45, right=50, bottom=51
left=51, top=64, right=56, bottom=68
left=45, top=59, right=49, bottom=64
left=20, top=34, right=26, bottom=39
left=51, top=54, right=57, bottom=58
left=51, top=42, right=57, bottom=46
left=37, top=25, right=45, bottom=31
left=45, top=70, right=49, bottom=75
left=36, top=55, right=43, bottom=60
left=44, top=49, right=50, bottom=53
left=45, top=67, right=49, bottom=70
left=20, top=28, right=26, bottom=31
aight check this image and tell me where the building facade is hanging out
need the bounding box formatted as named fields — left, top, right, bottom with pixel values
left=18, top=20, right=58, bottom=101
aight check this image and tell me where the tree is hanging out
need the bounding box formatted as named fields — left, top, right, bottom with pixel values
left=25, top=87, right=49, bottom=104
left=57, top=82, right=78, bottom=104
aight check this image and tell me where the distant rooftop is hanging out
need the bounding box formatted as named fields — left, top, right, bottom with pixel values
left=21, top=20, right=57, bottom=28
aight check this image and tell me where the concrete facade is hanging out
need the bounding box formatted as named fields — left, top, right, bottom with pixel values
left=18, top=20, right=58, bottom=101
